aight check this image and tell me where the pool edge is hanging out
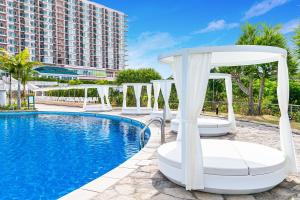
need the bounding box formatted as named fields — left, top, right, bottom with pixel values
left=56, top=111, right=160, bottom=200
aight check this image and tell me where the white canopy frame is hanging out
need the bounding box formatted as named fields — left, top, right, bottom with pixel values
left=158, top=45, right=298, bottom=193
left=150, top=80, right=176, bottom=120
left=34, top=84, right=118, bottom=112
left=83, top=85, right=113, bottom=112
left=173, top=73, right=236, bottom=137
left=122, top=83, right=152, bottom=115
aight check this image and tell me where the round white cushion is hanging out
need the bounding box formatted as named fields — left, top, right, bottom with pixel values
left=158, top=139, right=285, bottom=176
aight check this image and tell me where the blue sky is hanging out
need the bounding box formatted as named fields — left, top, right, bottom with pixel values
left=93, top=0, right=299, bottom=78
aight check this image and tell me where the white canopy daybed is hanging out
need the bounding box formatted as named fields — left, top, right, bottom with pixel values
left=157, top=45, right=298, bottom=194
left=83, top=85, right=112, bottom=112
left=122, top=83, right=152, bottom=115
left=34, top=84, right=115, bottom=112
left=171, top=73, right=236, bottom=136
left=150, top=80, right=177, bottom=120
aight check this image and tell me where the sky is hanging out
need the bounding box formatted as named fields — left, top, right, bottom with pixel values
left=93, top=0, right=299, bottom=78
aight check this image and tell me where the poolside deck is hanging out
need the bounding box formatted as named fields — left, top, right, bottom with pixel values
left=36, top=104, right=300, bottom=200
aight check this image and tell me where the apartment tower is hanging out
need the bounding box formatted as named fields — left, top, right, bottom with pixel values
left=0, top=0, right=127, bottom=79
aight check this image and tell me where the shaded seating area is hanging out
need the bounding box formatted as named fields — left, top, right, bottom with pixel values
left=171, top=73, right=236, bottom=136
left=150, top=80, right=177, bottom=120
left=157, top=45, right=297, bottom=194
left=83, top=85, right=112, bottom=112
left=34, top=84, right=118, bottom=112
left=122, top=83, right=152, bottom=115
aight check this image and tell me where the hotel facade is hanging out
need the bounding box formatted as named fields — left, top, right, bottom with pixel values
left=0, top=0, right=127, bottom=80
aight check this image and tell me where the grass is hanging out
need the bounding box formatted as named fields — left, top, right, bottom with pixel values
left=203, top=111, right=300, bottom=131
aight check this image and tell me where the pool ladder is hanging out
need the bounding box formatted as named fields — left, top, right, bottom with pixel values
left=139, top=107, right=166, bottom=148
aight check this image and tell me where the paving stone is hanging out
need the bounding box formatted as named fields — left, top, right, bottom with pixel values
left=162, top=187, right=197, bottom=199
left=152, top=193, right=183, bottom=200
left=80, top=114, right=300, bottom=200
left=92, top=189, right=117, bottom=200
left=253, top=191, right=274, bottom=200
left=115, top=184, right=136, bottom=195
left=224, top=195, right=255, bottom=200
left=193, top=191, right=224, bottom=200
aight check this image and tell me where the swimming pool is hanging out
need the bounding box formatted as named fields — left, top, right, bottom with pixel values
left=0, top=112, right=150, bottom=199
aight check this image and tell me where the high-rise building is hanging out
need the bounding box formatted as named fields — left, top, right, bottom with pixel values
left=0, top=0, right=127, bottom=80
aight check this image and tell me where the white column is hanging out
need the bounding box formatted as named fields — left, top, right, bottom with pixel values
left=83, top=88, right=88, bottom=109
left=133, top=85, right=142, bottom=110
left=153, top=82, right=161, bottom=111
left=146, top=84, right=152, bottom=108
left=225, top=76, right=236, bottom=130
left=161, top=81, right=172, bottom=120
left=97, top=87, right=105, bottom=107
left=104, top=86, right=111, bottom=108
left=0, top=90, right=6, bottom=107
left=122, top=85, right=127, bottom=109
left=277, top=56, right=298, bottom=173
left=172, top=52, right=212, bottom=190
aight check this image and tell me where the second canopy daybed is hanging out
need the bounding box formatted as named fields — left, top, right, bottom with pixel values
left=122, top=83, right=152, bottom=115
left=157, top=45, right=298, bottom=194
left=150, top=80, right=177, bottom=120
left=83, top=85, right=112, bottom=112
left=170, top=73, right=236, bottom=136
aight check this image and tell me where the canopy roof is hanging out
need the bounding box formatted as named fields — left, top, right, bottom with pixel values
left=122, top=83, right=152, bottom=86
left=34, top=84, right=120, bottom=92
left=159, top=45, right=287, bottom=67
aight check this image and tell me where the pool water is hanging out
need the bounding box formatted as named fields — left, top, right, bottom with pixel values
left=0, top=112, right=149, bottom=199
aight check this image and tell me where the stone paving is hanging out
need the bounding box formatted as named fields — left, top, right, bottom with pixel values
left=92, top=120, right=300, bottom=200
left=35, top=105, right=300, bottom=200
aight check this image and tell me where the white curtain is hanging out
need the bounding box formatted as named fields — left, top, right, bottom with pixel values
left=277, top=57, right=298, bottom=173
left=104, top=86, right=111, bottom=107
left=122, top=85, right=127, bottom=108
left=153, top=82, right=161, bottom=111
left=83, top=88, right=88, bottom=109
left=161, top=81, right=172, bottom=120
left=133, top=85, right=142, bottom=109
left=172, top=53, right=212, bottom=190
left=147, top=84, right=152, bottom=108
left=172, top=57, right=183, bottom=141
left=97, top=87, right=105, bottom=106
left=225, top=77, right=236, bottom=130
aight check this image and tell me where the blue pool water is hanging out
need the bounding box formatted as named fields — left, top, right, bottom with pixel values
left=0, top=112, right=150, bottom=199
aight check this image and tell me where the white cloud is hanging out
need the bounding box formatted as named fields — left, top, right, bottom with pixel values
left=281, top=18, right=300, bottom=34
left=193, top=20, right=239, bottom=34
left=127, top=32, right=189, bottom=78
left=243, top=0, right=289, bottom=20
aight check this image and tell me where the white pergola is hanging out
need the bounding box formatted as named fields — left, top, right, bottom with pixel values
left=150, top=79, right=176, bottom=120
left=157, top=45, right=298, bottom=194
left=171, top=73, right=236, bottom=137
left=122, top=83, right=152, bottom=115
left=34, top=84, right=118, bottom=112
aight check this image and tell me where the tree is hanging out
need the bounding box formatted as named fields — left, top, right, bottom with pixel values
left=224, top=23, right=260, bottom=115
left=0, top=48, right=15, bottom=106
left=221, top=23, right=297, bottom=115
left=21, top=60, right=40, bottom=100
left=116, top=68, right=162, bottom=84
left=12, top=48, right=40, bottom=109
left=293, top=22, right=300, bottom=60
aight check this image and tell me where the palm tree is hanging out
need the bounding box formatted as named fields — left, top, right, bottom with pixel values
left=13, top=48, right=40, bottom=109
left=21, top=60, right=40, bottom=100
